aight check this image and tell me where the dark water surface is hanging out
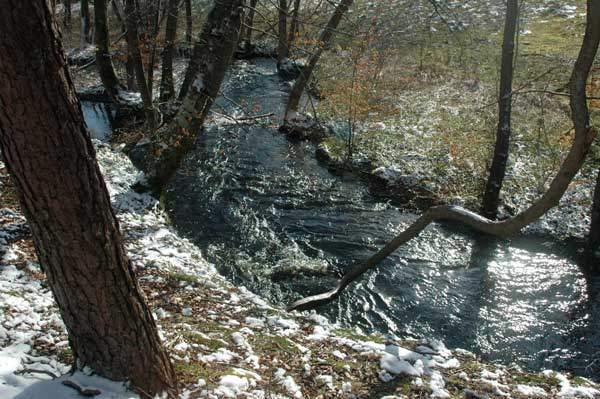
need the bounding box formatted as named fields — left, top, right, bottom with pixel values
left=160, top=59, right=600, bottom=379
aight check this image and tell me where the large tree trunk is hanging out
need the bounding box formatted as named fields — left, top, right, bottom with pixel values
left=80, top=0, right=91, bottom=46
left=291, top=0, right=600, bottom=311
left=132, top=0, right=244, bottom=194
left=287, top=0, right=301, bottom=47
left=588, top=168, right=600, bottom=273
left=481, top=0, right=519, bottom=219
left=95, top=0, right=123, bottom=98
left=159, top=0, right=179, bottom=102
left=185, top=0, right=193, bottom=46
left=284, top=0, right=354, bottom=120
left=0, top=1, right=177, bottom=396
left=278, top=0, right=288, bottom=63
left=244, top=0, right=258, bottom=54
left=125, top=0, right=156, bottom=128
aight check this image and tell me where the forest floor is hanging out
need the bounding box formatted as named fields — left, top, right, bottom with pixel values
left=2, top=141, right=600, bottom=398
left=1, top=1, right=599, bottom=397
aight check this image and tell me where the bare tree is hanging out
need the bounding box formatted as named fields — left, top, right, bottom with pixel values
left=125, top=0, right=156, bottom=128
left=63, top=0, right=72, bottom=31
left=291, top=0, right=600, bottom=310
left=287, top=0, right=301, bottom=47
left=481, top=0, right=519, bottom=219
left=95, top=0, right=123, bottom=98
left=159, top=0, right=180, bottom=102
left=278, top=0, right=289, bottom=63
left=284, top=0, right=354, bottom=121
left=185, top=0, right=193, bottom=46
left=80, top=0, right=91, bottom=46
left=244, top=0, right=259, bottom=54
left=132, top=0, right=244, bottom=194
left=0, top=1, right=177, bottom=396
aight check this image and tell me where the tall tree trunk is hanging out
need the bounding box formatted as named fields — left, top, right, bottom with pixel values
left=287, top=0, right=301, bottom=47
left=278, top=0, right=288, bottom=63
left=481, top=0, right=519, bottom=219
left=146, top=0, right=162, bottom=99
left=63, top=0, right=72, bottom=31
left=95, top=0, right=123, bottom=98
left=0, top=1, right=177, bottom=396
left=80, top=0, right=91, bottom=46
left=185, top=0, right=193, bottom=46
left=284, top=0, right=354, bottom=120
left=244, top=0, right=258, bottom=54
left=588, top=168, right=600, bottom=272
left=133, top=0, right=244, bottom=193
left=111, top=0, right=136, bottom=90
left=125, top=0, right=156, bottom=128
left=159, top=0, right=179, bottom=102
left=291, top=0, right=600, bottom=311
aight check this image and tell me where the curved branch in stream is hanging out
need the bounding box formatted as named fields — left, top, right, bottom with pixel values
left=290, top=0, right=600, bottom=311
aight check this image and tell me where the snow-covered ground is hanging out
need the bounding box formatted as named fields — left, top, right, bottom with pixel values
left=2, top=142, right=600, bottom=398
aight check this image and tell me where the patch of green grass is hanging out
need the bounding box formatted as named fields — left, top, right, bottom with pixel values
left=166, top=269, right=199, bottom=285
left=252, top=332, right=298, bottom=355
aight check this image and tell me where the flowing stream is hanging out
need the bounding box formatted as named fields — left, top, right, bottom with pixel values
left=86, top=58, right=599, bottom=379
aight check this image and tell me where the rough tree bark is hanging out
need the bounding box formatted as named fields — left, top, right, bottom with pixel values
left=125, top=0, right=156, bottom=128
left=185, top=0, right=193, bottom=46
left=132, top=0, right=244, bottom=194
left=95, top=0, right=123, bottom=98
left=159, top=0, right=179, bottom=102
left=588, top=168, right=600, bottom=272
left=291, top=0, right=600, bottom=311
left=287, top=0, right=301, bottom=47
left=481, top=0, right=519, bottom=219
left=80, top=0, right=91, bottom=46
left=0, top=1, right=177, bottom=397
left=278, top=0, right=288, bottom=63
left=284, top=0, right=354, bottom=120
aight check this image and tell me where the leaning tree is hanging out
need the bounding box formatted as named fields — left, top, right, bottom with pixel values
left=132, top=0, right=244, bottom=195
left=284, top=0, right=354, bottom=122
left=292, top=0, right=600, bottom=310
left=0, top=1, right=177, bottom=396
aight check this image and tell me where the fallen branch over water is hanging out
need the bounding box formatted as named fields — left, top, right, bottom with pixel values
left=290, top=1, right=600, bottom=311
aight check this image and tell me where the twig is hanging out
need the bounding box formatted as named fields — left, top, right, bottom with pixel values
left=62, top=380, right=102, bottom=397
left=16, top=368, right=59, bottom=379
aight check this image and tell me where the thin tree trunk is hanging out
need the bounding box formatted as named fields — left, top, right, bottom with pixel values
left=80, top=0, right=91, bottom=46
left=284, top=0, right=354, bottom=120
left=125, top=0, right=156, bottom=128
left=244, top=0, right=258, bottom=54
left=481, top=0, right=519, bottom=219
left=95, top=0, right=123, bottom=98
left=185, top=0, right=193, bottom=46
left=278, top=0, right=288, bottom=63
left=159, top=0, right=180, bottom=102
left=288, top=0, right=301, bottom=47
left=0, top=2, right=177, bottom=396
left=146, top=0, right=162, bottom=99
left=588, top=168, right=600, bottom=272
left=64, top=0, right=72, bottom=31
left=111, top=0, right=136, bottom=90
left=132, top=0, right=244, bottom=193
left=291, top=0, right=600, bottom=311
